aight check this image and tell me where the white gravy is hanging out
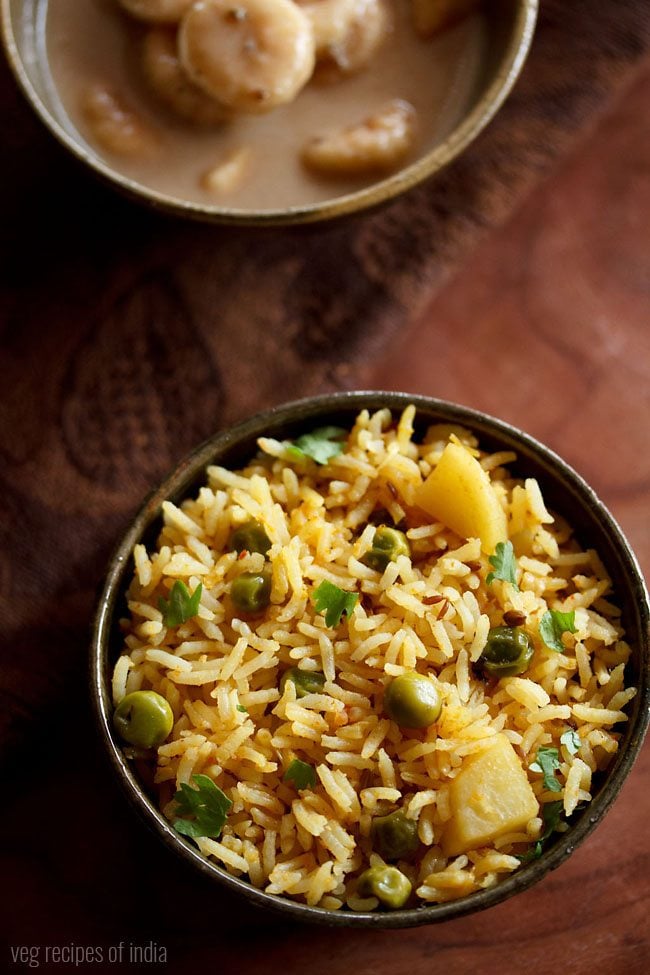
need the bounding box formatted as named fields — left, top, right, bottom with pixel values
left=44, top=0, right=487, bottom=210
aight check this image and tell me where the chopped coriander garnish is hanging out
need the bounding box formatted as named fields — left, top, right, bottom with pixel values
left=560, top=729, right=581, bottom=755
left=313, top=579, right=358, bottom=628
left=285, top=426, right=347, bottom=465
left=539, top=609, right=577, bottom=653
left=530, top=746, right=562, bottom=793
left=159, top=580, right=202, bottom=628
left=236, top=705, right=248, bottom=713
left=516, top=800, right=564, bottom=862
left=173, top=773, right=232, bottom=840
left=284, top=759, right=317, bottom=790
left=541, top=799, right=564, bottom=834
left=486, top=541, right=519, bottom=590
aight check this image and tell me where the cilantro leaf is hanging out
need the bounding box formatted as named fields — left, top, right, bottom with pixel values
left=516, top=843, right=542, bottom=863
left=174, top=818, right=210, bottom=840
left=530, top=746, right=562, bottom=793
left=173, top=773, right=232, bottom=840
left=486, top=541, right=519, bottom=589
left=159, top=581, right=202, bottom=628
left=313, top=579, right=358, bottom=628
left=539, top=609, right=577, bottom=653
left=284, top=759, right=317, bottom=790
left=541, top=798, right=564, bottom=833
left=560, top=729, right=581, bottom=755
left=516, top=800, right=564, bottom=862
left=285, top=426, right=347, bottom=465
left=236, top=704, right=248, bottom=713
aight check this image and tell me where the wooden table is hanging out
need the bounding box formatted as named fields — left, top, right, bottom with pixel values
left=368, top=60, right=650, bottom=974
left=2, top=4, right=649, bottom=973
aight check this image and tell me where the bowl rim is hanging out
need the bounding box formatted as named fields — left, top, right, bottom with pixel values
left=90, top=390, right=650, bottom=927
left=1, top=0, right=538, bottom=226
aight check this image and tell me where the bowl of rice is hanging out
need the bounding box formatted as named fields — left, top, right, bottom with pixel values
left=91, top=391, right=649, bottom=926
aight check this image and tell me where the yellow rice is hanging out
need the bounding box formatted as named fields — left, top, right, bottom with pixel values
left=112, top=406, right=636, bottom=910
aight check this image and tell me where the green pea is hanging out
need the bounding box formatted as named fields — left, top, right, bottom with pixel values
left=383, top=671, right=442, bottom=729
left=280, top=666, right=326, bottom=698
left=113, top=690, right=174, bottom=748
left=479, top=626, right=533, bottom=677
left=371, top=809, right=419, bottom=860
left=229, top=520, right=271, bottom=556
left=230, top=569, right=272, bottom=614
left=362, top=525, right=410, bottom=572
left=357, top=865, right=412, bottom=910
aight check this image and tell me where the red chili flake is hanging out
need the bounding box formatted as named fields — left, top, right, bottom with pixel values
left=238, top=549, right=248, bottom=560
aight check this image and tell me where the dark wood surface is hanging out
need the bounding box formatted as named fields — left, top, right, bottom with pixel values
left=2, top=1, right=650, bottom=972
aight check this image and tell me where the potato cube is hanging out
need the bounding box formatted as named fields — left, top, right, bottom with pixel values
left=442, top=735, right=538, bottom=856
left=414, top=442, right=507, bottom=553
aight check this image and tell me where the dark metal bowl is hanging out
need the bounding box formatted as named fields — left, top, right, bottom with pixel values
left=2, top=0, right=537, bottom=225
left=90, top=391, right=650, bottom=926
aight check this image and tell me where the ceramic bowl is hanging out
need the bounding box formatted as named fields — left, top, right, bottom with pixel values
left=90, top=391, right=650, bottom=927
left=2, top=0, right=537, bottom=225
